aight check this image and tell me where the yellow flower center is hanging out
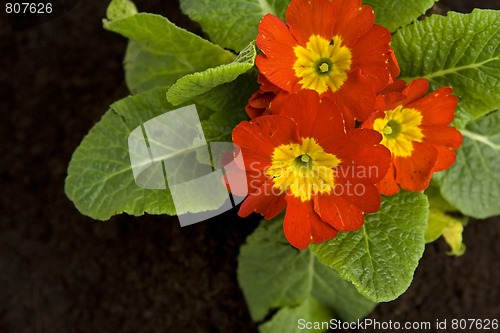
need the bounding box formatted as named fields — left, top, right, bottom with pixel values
left=373, top=105, right=424, bottom=157
left=266, top=137, right=341, bottom=202
left=293, top=35, right=352, bottom=94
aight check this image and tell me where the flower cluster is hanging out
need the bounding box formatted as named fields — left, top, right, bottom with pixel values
left=232, top=0, right=462, bottom=249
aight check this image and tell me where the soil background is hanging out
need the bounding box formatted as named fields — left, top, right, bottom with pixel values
left=1, top=1, right=499, bottom=332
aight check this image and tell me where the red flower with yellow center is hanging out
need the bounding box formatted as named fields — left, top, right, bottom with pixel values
left=363, top=78, right=463, bottom=195
left=232, top=91, right=390, bottom=249
left=256, top=0, right=395, bottom=123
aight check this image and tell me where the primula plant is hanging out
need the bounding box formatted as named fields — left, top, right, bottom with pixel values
left=66, top=0, right=500, bottom=330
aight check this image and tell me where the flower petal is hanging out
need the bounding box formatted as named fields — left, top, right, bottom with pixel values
left=273, top=90, right=346, bottom=152
left=394, top=142, right=438, bottom=191
left=377, top=79, right=407, bottom=97
left=221, top=151, right=250, bottom=197
left=286, top=0, right=336, bottom=45
left=335, top=178, right=382, bottom=214
left=387, top=49, right=401, bottom=83
left=313, top=193, right=365, bottom=232
left=335, top=128, right=391, bottom=184
left=333, top=69, right=376, bottom=122
left=432, top=145, right=458, bottom=172
left=333, top=2, right=375, bottom=47
left=245, top=89, right=276, bottom=119
left=351, top=24, right=392, bottom=92
left=402, top=78, right=429, bottom=104
left=422, top=125, right=463, bottom=149
left=376, top=162, right=400, bottom=196
left=283, top=195, right=315, bottom=249
left=256, top=14, right=299, bottom=92
left=232, top=115, right=300, bottom=171
left=258, top=73, right=282, bottom=93
left=408, top=87, right=458, bottom=126
left=422, top=126, right=462, bottom=171
left=238, top=179, right=286, bottom=219
left=311, top=214, right=339, bottom=245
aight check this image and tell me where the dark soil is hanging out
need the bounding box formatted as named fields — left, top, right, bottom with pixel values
left=1, top=1, right=499, bottom=332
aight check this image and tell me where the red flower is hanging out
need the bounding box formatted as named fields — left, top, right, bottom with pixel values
left=245, top=74, right=285, bottom=119
left=363, top=78, right=463, bottom=195
left=232, top=91, right=390, bottom=249
left=256, top=0, right=395, bottom=124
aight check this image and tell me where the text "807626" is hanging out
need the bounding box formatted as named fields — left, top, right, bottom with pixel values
left=6, top=2, right=53, bottom=14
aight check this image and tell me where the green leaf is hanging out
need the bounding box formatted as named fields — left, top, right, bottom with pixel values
left=106, top=0, right=137, bottom=21
left=434, top=110, right=500, bottom=219
left=124, top=41, right=187, bottom=94
left=238, top=218, right=376, bottom=324
left=179, top=0, right=289, bottom=52
left=65, top=87, right=243, bottom=220
left=393, top=10, right=500, bottom=126
left=426, top=209, right=466, bottom=256
left=65, top=88, right=177, bottom=220
left=312, top=191, right=428, bottom=302
left=167, top=42, right=257, bottom=106
left=104, top=12, right=235, bottom=76
left=425, top=183, right=467, bottom=256
left=198, top=75, right=258, bottom=142
left=259, top=297, right=332, bottom=333
left=363, top=0, right=436, bottom=32
left=441, top=219, right=466, bottom=256
left=425, top=182, right=458, bottom=213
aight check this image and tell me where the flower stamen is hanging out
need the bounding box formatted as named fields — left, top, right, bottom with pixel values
left=266, top=138, right=341, bottom=201
left=318, top=63, right=329, bottom=73
left=293, top=35, right=352, bottom=94
left=373, top=105, right=424, bottom=157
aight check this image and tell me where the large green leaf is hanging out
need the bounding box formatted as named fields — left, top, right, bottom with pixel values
left=104, top=11, right=235, bottom=88
left=363, top=0, right=436, bottom=32
left=259, top=297, right=332, bottom=333
left=124, top=41, right=186, bottom=94
left=167, top=42, right=257, bottom=106
left=393, top=10, right=500, bottom=126
left=312, top=191, right=428, bottom=302
left=179, top=0, right=289, bottom=52
left=238, top=219, right=376, bottom=326
left=65, top=88, right=178, bottom=220
left=434, top=110, right=500, bottom=219
left=65, top=85, right=251, bottom=220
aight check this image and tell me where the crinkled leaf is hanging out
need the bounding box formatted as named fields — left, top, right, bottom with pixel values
left=65, top=88, right=177, bottom=220
left=311, top=191, right=428, bottom=302
left=104, top=12, right=235, bottom=81
left=393, top=9, right=500, bottom=126
left=259, top=297, right=331, bottom=333
left=363, top=0, right=436, bottom=32
left=180, top=0, right=289, bottom=52
left=238, top=218, right=376, bottom=324
left=167, top=42, right=257, bottom=106
left=124, top=41, right=188, bottom=94
left=434, top=110, right=500, bottom=219
left=65, top=87, right=246, bottom=220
